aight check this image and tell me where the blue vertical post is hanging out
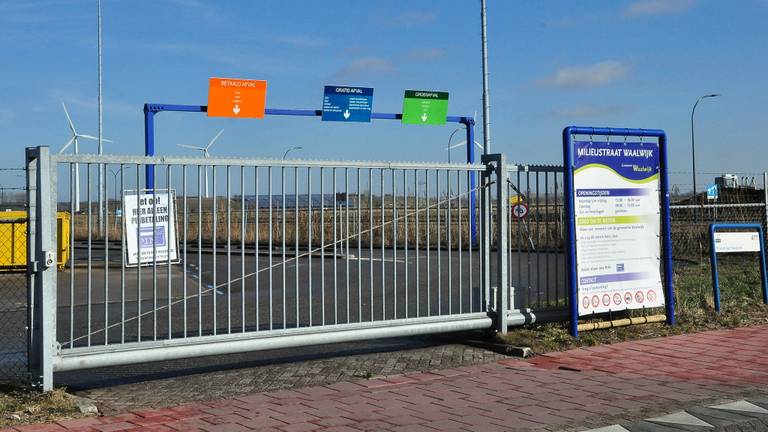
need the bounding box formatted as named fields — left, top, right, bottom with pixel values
left=658, top=132, right=675, bottom=324
left=761, top=228, right=768, bottom=305
left=709, top=224, right=722, bottom=312
left=709, top=223, right=768, bottom=312
left=463, top=117, right=477, bottom=246
left=144, top=104, right=155, bottom=190
left=562, top=128, right=578, bottom=337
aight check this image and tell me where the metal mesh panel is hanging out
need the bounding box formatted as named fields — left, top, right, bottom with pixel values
left=0, top=218, right=28, bottom=385
left=670, top=203, right=767, bottom=262
left=506, top=166, right=567, bottom=312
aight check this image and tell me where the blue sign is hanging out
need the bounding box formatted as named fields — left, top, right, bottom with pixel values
left=706, top=184, right=718, bottom=200
left=322, top=86, right=373, bottom=122
left=139, top=226, right=167, bottom=249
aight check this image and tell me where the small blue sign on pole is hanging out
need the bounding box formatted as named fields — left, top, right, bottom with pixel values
left=322, top=86, right=373, bottom=122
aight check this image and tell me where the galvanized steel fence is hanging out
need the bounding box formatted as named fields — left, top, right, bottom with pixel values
left=16, top=145, right=768, bottom=390
left=10, top=147, right=579, bottom=388
left=27, top=147, right=540, bottom=389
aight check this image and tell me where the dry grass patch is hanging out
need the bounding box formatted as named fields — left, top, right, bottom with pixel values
left=0, top=385, right=84, bottom=427
left=500, top=260, right=768, bottom=353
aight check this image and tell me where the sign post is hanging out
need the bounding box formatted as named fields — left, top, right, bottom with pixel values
left=563, top=127, right=675, bottom=337
left=709, top=223, right=768, bottom=311
left=401, top=90, right=449, bottom=125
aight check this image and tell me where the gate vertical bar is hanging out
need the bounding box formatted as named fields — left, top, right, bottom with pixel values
left=26, top=146, right=56, bottom=391
left=495, top=155, right=508, bottom=332
left=480, top=156, right=492, bottom=313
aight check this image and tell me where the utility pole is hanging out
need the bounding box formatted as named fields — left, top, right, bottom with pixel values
left=98, top=0, right=104, bottom=236
left=480, top=0, right=491, bottom=155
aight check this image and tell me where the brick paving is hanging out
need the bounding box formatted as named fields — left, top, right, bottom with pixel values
left=5, top=325, right=768, bottom=431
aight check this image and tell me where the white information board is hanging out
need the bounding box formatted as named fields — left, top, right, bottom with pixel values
left=573, top=142, right=664, bottom=315
left=714, top=232, right=761, bottom=253
left=124, top=190, right=178, bottom=266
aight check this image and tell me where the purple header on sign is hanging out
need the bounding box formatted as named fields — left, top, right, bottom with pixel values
left=579, top=271, right=650, bottom=286
left=576, top=188, right=650, bottom=197
left=574, top=141, right=659, bottom=181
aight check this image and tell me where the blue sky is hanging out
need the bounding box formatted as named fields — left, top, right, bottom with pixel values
left=2, top=0, right=767, bottom=190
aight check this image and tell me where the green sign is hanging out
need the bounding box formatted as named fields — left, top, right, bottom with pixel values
left=401, top=90, right=449, bottom=125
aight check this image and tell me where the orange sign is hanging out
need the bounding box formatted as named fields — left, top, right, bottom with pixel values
left=207, top=77, right=267, bottom=118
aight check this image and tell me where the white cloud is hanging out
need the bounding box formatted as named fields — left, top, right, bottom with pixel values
left=623, top=0, right=697, bottom=17
left=331, top=57, right=396, bottom=81
left=0, top=108, right=14, bottom=126
left=402, top=47, right=445, bottom=62
left=387, top=10, right=438, bottom=27
left=537, top=61, right=630, bottom=89
left=277, top=34, right=327, bottom=49
left=143, top=42, right=292, bottom=74
left=552, top=105, right=627, bottom=118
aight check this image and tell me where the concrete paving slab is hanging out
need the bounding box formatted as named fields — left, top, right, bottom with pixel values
left=646, top=411, right=713, bottom=428
left=711, top=400, right=768, bottom=415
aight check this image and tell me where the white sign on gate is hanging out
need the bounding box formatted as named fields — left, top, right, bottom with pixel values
left=714, top=232, right=761, bottom=253
left=124, top=190, right=178, bottom=266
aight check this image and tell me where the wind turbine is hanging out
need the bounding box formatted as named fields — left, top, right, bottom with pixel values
left=177, top=129, right=223, bottom=198
left=58, top=102, right=112, bottom=212
left=446, top=139, right=484, bottom=163
left=446, top=140, right=484, bottom=151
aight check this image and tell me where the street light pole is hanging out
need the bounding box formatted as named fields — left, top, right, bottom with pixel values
left=97, top=0, right=104, bottom=236
left=690, top=94, right=720, bottom=206
left=446, top=127, right=462, bottom=164
left=282, top=146, right=303, bottom=160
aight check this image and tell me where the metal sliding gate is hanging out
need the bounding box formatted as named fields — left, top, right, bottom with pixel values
left=27, top=146, right=563, bottom=390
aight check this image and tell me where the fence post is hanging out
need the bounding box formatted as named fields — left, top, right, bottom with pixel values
left=480, top=154, right=508, bottom=333
left=480, top=156, right=492, bottom=313
left=26, top=146, right=57, bottom=391
left=494, top=154, right=509, bottom=334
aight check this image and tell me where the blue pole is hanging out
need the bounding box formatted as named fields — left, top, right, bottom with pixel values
left=659, top=132, right=676, bottom=325
left=709, top=224, right=722, bottom=312
left=760, top=226, right=768, bottom=305
left=143, top=104, right=155, bottom=190
left=463, top=118, right=477, bottom=246
left=562, top=127, right=578, bottom=337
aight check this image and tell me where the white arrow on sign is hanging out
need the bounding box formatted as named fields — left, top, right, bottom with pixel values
left=343, top=110, right=350, bottom=119
left=233, top=104, right=241, bottom=115
left=421, top=112, right=428, bottom=122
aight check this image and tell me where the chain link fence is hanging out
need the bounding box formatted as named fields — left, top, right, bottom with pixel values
left=670, top=204, right=766, bottom=263
left=0, top=216, right=28, bottom=385
left=669, top=171, right=767, bottom=263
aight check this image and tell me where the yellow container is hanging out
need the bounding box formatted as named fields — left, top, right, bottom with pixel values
left=0, top=211, right=71, bottom=272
